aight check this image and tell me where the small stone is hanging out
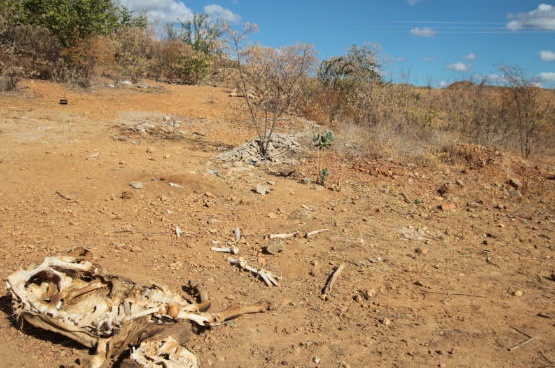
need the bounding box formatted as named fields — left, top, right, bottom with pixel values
left=266, top=238, right=285, bottom=255
left=120, top=191, right=133, bottom=199
left=508, top=178, right=522, bottom=189
left=380, top=317, right=391, bottom=326
left=415, top=247, right=429, bottom=255
left=255, top=183, right=268, bottom=195
left=513, top=290, right=524, bottom=297
left=439, top=202, right=457, bottom=211
left=146, top=146, right=155, bottom=153
left=437, top=183, right=450, bottom=196
left=129, top=182, right=143, bottom=189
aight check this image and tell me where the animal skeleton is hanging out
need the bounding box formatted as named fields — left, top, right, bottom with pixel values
left=6, top=248, right=270, bottom=367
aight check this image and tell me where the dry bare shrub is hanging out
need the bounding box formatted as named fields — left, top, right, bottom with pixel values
left=112, top=25, right=155, bottom=82
left=147, top=40, right=211, bottom=85
left=53, top=36, right=115, bottom=86
left=439, top=76, right=554, bottom=158
left=0, top=63, right=21, bottom=92
left=498, top=66, right=548, bottom=158
left=231, top=26, right=317, bottom=158
left=0, top=6, right=62, bottom=80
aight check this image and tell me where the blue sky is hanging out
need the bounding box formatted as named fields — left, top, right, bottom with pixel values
left=123, top=0, right=555, bottom=88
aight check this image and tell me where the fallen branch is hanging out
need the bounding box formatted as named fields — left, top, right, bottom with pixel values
left=56, top=191, right=77, bottom=202
left=322, top=263, right=346, bottom=295
left=508, top=325, right=535, bottom=351
left=227, top=257, right=279, bottom=286
left=537, top=350, right=554, bottom=365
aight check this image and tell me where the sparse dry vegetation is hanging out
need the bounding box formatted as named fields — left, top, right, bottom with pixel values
left=1, top=0, right=554, bottom=159
left=1, top=4, right=554, bottom=367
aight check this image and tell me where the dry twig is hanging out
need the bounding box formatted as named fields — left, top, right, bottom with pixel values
left=508, top=325, right=535, bottom=351
left=55, top=191, right=77, bottom=202
left=322, top=263, right=346, bottom=295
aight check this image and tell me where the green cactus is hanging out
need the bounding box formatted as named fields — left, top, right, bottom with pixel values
left=312, top=130, right=334, bottom=186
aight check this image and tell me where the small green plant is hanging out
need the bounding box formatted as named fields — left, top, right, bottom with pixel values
left=312, top=130, right=334, bottom=185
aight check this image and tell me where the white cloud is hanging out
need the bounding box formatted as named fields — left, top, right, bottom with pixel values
left=204, top=4, right=241, bottom=23
left=485, top=74, right=504, bottom=84
left=410, top=27, right=437, bottom=37
left=540, top=50, right=555, bottom=62
left=507, top=3, right=555, bottom=31
left=122, top=1, right=240, bottom=26
left=464, top=54, right=476, bottom=60
left=122, top=0, right=193, bottom=25
left=446, top=62, right=469, bottom=72
left=438, top=81, right=449, bottom=88
left=538, top=72, right=555, bottom=82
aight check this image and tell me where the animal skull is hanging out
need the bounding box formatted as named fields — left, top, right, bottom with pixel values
left=6, top=248, right=270, bottom=367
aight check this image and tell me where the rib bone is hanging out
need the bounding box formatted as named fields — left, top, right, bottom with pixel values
left=6, top=248, right=271, bottom=368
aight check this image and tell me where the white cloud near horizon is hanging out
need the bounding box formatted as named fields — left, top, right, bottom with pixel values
left=447, top=62, right=469, bottom=72
left=507, top=3, right=555, bottom=31
left=540, top=50, right=555, bottom=61
left=204, top=4, right=241, bottom=22
left=122, top=1, right=240, bottom=26
left=538, top=72, right=555, bottom=82
left=464, top=54, right=476, bottom=60
left=122, top=0, right=193, bottom=25
left=410, top=27, right=437, bottom=37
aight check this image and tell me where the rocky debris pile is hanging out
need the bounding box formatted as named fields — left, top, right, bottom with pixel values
left=119, top=116, right=193, bottom=140
left=216, top=132, right=305, bottom=164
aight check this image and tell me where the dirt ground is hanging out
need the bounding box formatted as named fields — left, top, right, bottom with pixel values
left=0, top=79, right=554, bottom=368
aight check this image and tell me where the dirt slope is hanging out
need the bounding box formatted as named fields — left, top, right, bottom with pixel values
left=0, top=79, right=554, bottom=368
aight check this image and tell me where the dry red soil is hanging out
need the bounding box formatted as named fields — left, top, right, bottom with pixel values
left=0, top=79, right=554, bottom=368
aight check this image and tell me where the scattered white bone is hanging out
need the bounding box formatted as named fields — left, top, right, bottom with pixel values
left=86, top=151, right=100, bottom=160
left=269, top=231, right=298, bottom=239
left=227, top=257, right=280, bottom=286
left=6, top=248, right=270, bottom=367
left=131, top=336, right=199, bottom=368
left=306, top=229, right=329, bottom=238
left=233, top=227, right=241, bottom=242
left=211, top=246, right=239, bottom=254
left=175, top=226, right=183, bottom=237
left=169, top=182, right=184, bottom=189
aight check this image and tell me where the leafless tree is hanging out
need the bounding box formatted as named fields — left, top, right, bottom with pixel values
left=230, top=24, right=317, bottom=159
